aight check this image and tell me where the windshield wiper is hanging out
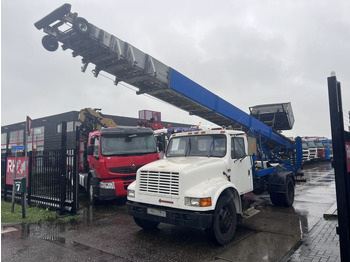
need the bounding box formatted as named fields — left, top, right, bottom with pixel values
left=234, top=154, right=247, bottom=163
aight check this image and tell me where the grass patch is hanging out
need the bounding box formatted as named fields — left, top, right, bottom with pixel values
left=1, top=199, right=79, bottom=224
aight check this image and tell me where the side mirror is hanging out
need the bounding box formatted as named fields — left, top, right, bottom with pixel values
left=87, top=145, right=94, bottom=156
left=248, top=137, right=257, bottom=156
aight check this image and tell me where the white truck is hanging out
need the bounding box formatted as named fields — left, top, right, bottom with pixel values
left=127, top=128, right=298, bottom=245
left=302, top=140, right=311, bottom=162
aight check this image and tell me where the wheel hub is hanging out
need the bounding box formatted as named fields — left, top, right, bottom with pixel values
left=219, top=206, right=232, bottom=233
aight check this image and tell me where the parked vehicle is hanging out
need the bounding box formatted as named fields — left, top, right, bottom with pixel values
left=320, top=138, right=331, bottom=160
left=302, top=140, right=310, bottom=162
left=304, top=139, right=318, bottom=161
left=328, top=140, right=333, bottom=158
left=314, top=140, right=325, bottom=160
left=77, top=108, right=160, bottom=204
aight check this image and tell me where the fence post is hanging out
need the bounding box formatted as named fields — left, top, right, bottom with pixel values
left=328, top=75, right=350, bottom=261
left=72, top=127, right=80, bottom=213
left=27, top=151, right=32, bottom=206
left=3, top=153, right=8, bottom=200
left=60, top=121, right=67, bottom=215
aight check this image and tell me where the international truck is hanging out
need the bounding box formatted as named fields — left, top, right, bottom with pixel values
left=77, top=108, right=160, bottom=204
left=35, top=4, right=303, bottom=245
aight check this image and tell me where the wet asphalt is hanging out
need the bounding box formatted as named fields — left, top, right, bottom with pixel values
left=1, top=162, right=336, bottom=262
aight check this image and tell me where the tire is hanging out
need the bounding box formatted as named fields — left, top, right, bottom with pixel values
left=73, top=17, right=91, bottom=35
left=88, top=180, right=96, bottom=206
left=207, top=194, right=237, bottom=245
left=270, top=176, right=295, bottom=207
left=133, top=217, right=159, bottom=230
left=42, top=35, right=59, bottom=52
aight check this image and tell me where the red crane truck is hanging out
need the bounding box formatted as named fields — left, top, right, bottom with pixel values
left=77, top=108, right=160, bottom=204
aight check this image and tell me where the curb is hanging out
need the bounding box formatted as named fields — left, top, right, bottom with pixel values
left=323, top=203, right=338, bottom=220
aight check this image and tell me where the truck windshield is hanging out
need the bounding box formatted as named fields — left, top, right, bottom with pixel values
left=315, top=141, right=324, bottom=147
left=166, top=134, right=226, bottom=158
left=306, top=141, right=316, bottom=148
left=302, top=142, right=308, bottom=149
left=101, top=134, right=157, bottom=156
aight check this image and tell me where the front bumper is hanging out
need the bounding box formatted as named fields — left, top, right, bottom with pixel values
left=96, top=179, right=134, bottom=200
left=126, top=201, right=213, bottom=229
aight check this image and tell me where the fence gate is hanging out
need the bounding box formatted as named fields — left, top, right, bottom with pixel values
left=29, top=149, right=78, bottom=213
left=1, top=122, right=78, bottom=214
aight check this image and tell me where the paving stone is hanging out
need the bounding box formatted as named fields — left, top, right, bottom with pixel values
left=288, top=218, right=340, bottom=262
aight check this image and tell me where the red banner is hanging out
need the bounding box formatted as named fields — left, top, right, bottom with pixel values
left=346, top=142, right=350, bottom=173
left=5, top=157, right=29, bottom=186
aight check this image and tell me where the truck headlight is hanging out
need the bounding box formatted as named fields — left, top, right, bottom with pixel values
left=100, top=182, right=115, bottom=189
left=185, top=197, right=211, bottom=207
left=128, top=189, right=135, bottom=198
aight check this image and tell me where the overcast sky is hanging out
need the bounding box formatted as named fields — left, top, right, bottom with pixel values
left=2, top=0, right=350, bottom=138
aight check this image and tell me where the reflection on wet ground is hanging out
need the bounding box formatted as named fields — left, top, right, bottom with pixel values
left=2, top=162, right=336, bottom=262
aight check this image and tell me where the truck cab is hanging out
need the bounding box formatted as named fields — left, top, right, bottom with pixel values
left=314, top=140, right=325, bottom=160
left=305, top=139, right=318, bottom=161
left=302, top=140, right=310, bottom=163
left=81, top=126, right=159, bottom=204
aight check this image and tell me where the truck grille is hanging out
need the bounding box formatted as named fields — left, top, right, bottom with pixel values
left=109, top=166, right=141, bottom=174
left=139, top=171, right=179, bottom=196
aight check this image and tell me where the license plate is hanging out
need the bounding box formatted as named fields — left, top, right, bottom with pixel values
left=147, top=208, right=166, bottom=217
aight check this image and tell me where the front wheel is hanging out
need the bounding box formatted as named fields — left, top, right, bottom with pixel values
left=42, top=35, right=58, bottom=52
left=133, top=217, right=159, bottom=230
left=207, top=194, right=237, bottom=245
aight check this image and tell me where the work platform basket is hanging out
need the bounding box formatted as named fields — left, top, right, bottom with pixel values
left=249, top=102, right=295, bottom=131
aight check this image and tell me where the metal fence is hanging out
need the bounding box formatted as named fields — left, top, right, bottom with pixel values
left=1, top=149, right=78, bottom=214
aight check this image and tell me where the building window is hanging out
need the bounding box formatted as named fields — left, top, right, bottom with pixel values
left=67, top=121, right=74, bottom=132
left=57, top=122, right=80, bottom=133
left=9, top=130, right=24, bottom=147
left=57, top=123, right=62, bottom=133
left=1, top=133, right=7, bottom=150
left=28, top=126, right=45, bottom=151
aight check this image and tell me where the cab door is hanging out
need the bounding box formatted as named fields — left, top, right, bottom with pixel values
left=90, top=136, right=102, bottom=176
left=228, top=136, right=253, bottom=194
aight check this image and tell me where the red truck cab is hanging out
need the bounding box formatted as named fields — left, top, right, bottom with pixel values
left=83, top=126, right=159, bottom=204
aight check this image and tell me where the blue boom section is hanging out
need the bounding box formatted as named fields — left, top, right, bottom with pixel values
left=34, top=4, right=301, bottom=172
left=169, top=69, right=294, bottom=149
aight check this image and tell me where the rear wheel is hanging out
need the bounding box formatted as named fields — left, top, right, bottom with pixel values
left=207, top=194, right=237, bottom=245
left=270, top=176, right=294, bottom=207
left=73, top=17, right=91, bottom=35
left=133, top=217, right=159, bottom=230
